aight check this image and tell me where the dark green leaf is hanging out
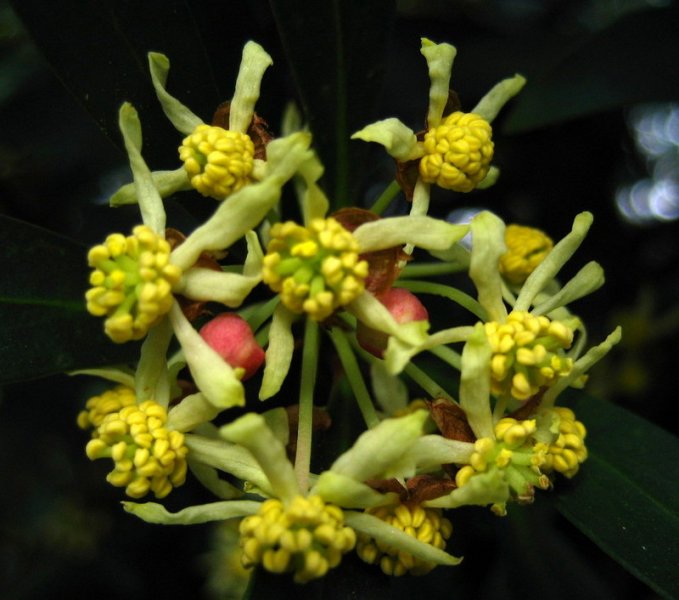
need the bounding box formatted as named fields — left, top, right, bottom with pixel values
left=553, top=392, right=679, bottom=600
left=503, top=5, right=679, bottom=133
left=10, top=0, right=223, bottom=166
left=0, top=215, right=137, bottom=382
left=270, top=0, right=396, bottom=205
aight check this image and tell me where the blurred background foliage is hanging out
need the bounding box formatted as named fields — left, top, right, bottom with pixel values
left=1, top=0, right=678, bottom=598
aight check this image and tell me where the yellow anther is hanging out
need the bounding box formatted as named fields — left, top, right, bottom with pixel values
left=179, top=124, right=255, bottom=200
left=484, top=311, right=575, bottom=402
left=81, top=395, right=188, bottom=499
left=238, top=495, right=354, bottom=583
left=262, top=218, right=368, bottom=321
left=542, top=407, right=588, bottom=478
left=419, top=111, right=494, bottom=192
left=356, top=503, right=453, bottom=576
left=86, top=225, right=182, bottom=343
left=499, top=224, right=554, bottom=285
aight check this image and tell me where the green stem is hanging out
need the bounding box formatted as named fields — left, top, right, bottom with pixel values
left=403, top=361, right=457, bottom=404
left=295, top=317, right=319, bottom=494
left=395, top=280, right=488, bottom=322
left=369, top=179, right=401, bottom=215
left=240, top=296, right=280, bottom=333
left=399, top=262, right=466, bottom=278
left=328, top=327, right=380, bottom=429
left=428, top=344, right=462, bottom=371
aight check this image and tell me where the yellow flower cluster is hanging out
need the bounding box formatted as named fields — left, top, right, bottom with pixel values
left=356, top=503, right=452, bottom=576
left=239, top=495, right=356, bottom=583
left=262, top=218, right=369, bottom=321
left=77, top=385, right=136, bottom=430
left=85, top=225, right=181, bottom=343
left=419, top=111, right=494, bottom=192
left=486, top=310, right=574, bottom=401
left=541, top=407, right=588, bottom=478
left=456, top=417, right=549, bottom=510
left=499, top=224, right=554, bottom=286
left=83, top=396, right=188, bottom=499
left=179, top=124, right=255, bottom=200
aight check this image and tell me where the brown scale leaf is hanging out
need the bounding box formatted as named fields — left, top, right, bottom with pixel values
left=428, top=398, right=476, bottom=443
left=211, top=102, right=273, bottom=160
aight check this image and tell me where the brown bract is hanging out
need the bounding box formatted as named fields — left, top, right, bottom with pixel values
left=365, top=474, right=457, bottom=505
left=211, top=102, right=273, bottom=160
left=428, top=398, right=476, bottom=443
left=331, top=207, right=409, bottom=297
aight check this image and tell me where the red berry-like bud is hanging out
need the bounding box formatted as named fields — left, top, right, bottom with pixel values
left=357, top=288, right=429, bottom=358
left=199, top=313, right=265, bottom=380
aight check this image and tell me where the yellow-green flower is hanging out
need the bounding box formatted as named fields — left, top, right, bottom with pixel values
left=419, top=111, right=494, bottom=192
left=540, top=406, right=588, bottom=478
left=500, top=224, right=554, bottom=285
left=85, top=225, right=182, bottom=343
left=239, top=495, right=356, bottom=583
left=81, top=389, right=188, bottom=499
left=262, top=218, right=369, bottom=321
left=356, top=503, right=452, bottom=576
left=486, top=310, right=574, bottom=402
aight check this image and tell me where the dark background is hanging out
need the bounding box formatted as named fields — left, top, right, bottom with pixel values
left=1, top=1, right=677, bottom=598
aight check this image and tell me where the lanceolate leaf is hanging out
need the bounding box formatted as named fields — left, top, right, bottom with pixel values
left=552, top=391, right=679, bottom=600
left=0, top=216, right=137, bottom=382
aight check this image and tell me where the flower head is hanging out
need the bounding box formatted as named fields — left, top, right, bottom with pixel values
left=356, top=503, right=452, bottom=576
left=419, top=111, right=494, bottom=192
left=179, top=125, right=255, bottom=199
left=486, top=310, right=574, bottom=402
left=500, top=224, right=554, bottom=285
left=82, top=393, right=188, bottom=499
left=262, top=218, right=369, bottom=321
left=540, top=406, right=588, bottom=478
left=85, top=225, right=182, bottom=343
left=239, top=495, right=356, bottom=583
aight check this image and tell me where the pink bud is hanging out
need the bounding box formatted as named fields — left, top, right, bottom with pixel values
left=199, top=313, right=265, bottom=380
left=357, top=288, right=429, bottom=358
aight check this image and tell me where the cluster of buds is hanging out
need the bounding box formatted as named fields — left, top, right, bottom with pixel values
left=540, top=407, right=588, bottom=478
left=500, top=225, right=554, bottom=286
left=262, top=218, right=369, bottom=321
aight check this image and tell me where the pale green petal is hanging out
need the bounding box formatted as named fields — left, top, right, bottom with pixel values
left=384, top=325, right=474, bottom=375
left=370, top=360, right=409, bottom=415
left=459, top=323, right=494, bottom=439
left=118, top=103, right=166, bottom=234
left=350, top=118, right=420, bottom=161
left=123, top=499, right=261, bottom=525
left=310, top=471, right=397, bottom=509
left=354, top=216, right=468, bottom=253
left=177, top=269, right=261, bottom=307
left=188, top=460, right=244, bottom=500
left=425, top=470, right=510, bottom=509
left=476, top=165, right=500, bottom=189
left=515, top=212, right=593, bottom=312
left=345, top=511, right=462, bottom=565
left=347, top=293, right=430, bottom=347
left=428, top=242, right=471, bottom=269
left=220, top=413, right=300, bottom=502
left=168, top=392, right=221, bottom=432
left=184, top=433, right=273, bottom=496
left=471, top=74, right=527, bottom=123
left=542, top=326, right=622, bottom=407
left=281, top=101, right=304, bottom=136
left=329, top=411, right=429, bottom=482
left=135, top=316, right=173, bottom=408
left=69, top=367, right=135, bottom=388
left=110, top=168, right=191, bottom=206
left=168, top=303, right=245, bottom=409
left=298, top=151, right=330, bottom=224
left=259, top=303, right=297, bottom=400
left=469, top=211, right=508, bottom=322
left=229, top=41, right=273, bottom=133
left=409, top=435, right=475, bottom=471
left=147, top=52, right=203, bottom=136
left=262, top=407, right=290, bottom=446
left=420, top=38, right=457, bottom=128
left=532, top=261, right=605, bottom=316
left=170, top=132, right=312, bottom=271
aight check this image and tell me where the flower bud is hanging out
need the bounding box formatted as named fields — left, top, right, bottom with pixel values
left=357, top=288, right=429, bottom=358
left=199, top=313, right=265, bottom=380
